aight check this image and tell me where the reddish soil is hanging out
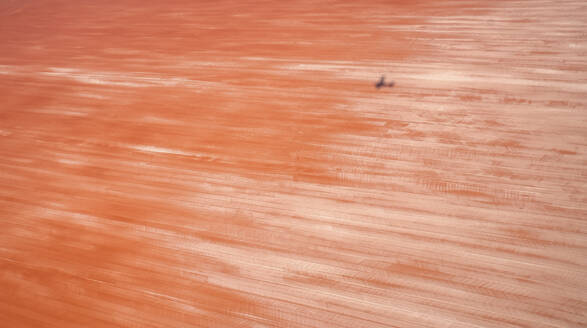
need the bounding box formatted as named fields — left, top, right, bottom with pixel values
left=1, top=1, right=586, bottom=327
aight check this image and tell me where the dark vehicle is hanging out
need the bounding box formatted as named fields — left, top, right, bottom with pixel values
left=375, top=75, right=394, bottom=89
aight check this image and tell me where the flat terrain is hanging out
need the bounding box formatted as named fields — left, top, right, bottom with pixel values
left=1, top=1, right=586, bottom=327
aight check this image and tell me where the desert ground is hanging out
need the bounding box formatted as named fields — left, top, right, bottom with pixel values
left=1, top=0, right=586, bottom=327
